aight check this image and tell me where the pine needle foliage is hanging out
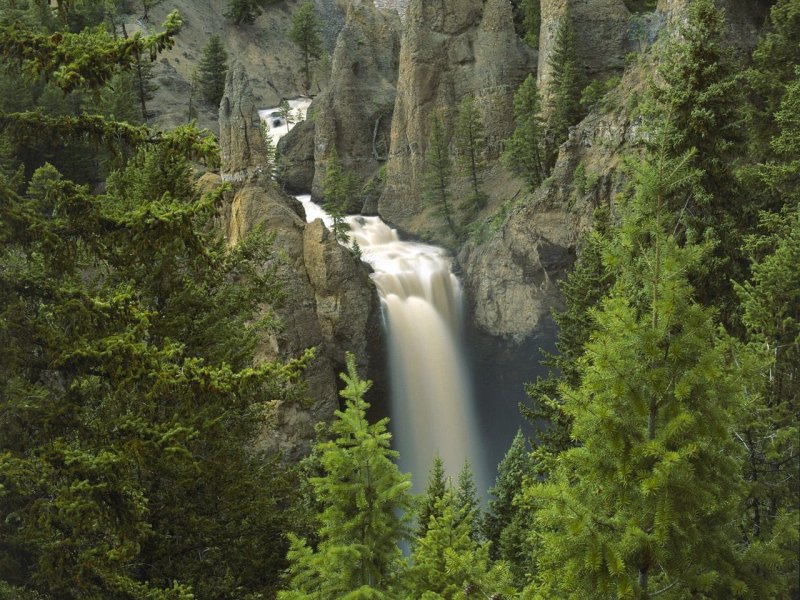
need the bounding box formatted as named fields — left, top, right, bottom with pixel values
left=546, top=7, right=582, bottom=155
left=504, top=73, right=545, bottom=190
left=422, top=110, right=460, bottom=242
left=197, top=33, right=228, bottom=108
left=289, top=0, right=322, bottom=94
left=453, top=95, right=488, bottom=214
left=524, top=123, right=751, bottom=600
left=279, top=354, right=414, bottom=599
left=417, top=454, right=447, bottom=538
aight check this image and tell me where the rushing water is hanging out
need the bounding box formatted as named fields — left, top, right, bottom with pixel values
left=262, top=103, right=486, bottom=492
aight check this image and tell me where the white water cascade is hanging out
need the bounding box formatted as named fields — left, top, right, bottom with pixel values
left=262, top=103, right=485, bottom=491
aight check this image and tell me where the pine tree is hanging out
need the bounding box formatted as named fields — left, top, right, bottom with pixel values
left=504, top=73, right=545, bottom=190
left=453, top=95, right=488, bottom=213
left=483, top=429, right=533, bottom=564
left=523, top=126, right=750, bottom=599
left=289, top=0, right=322, bottom=94
left=650, top=0, right=745, bottom=327
left=422, top=111, right=460, bottom=241
left=132, top=47, right=157, bottom=121
left=0, top=14, right=310, bottom=599
left=520, top=0, right=540, bottom=48
left=322, top=147, right=359, bottom=244
left=417, top=454, right=447, bottom=538
left=406, top=490, right=516, bottom=600
left=225, top=0, right=270, bottom=25
left=279, top=354, right=413, bottom=599
left=197, top=34, right=228, bottom=108
left=546, top=7, right=581, bottom=155
left=454, top=460, right=482, bottom=542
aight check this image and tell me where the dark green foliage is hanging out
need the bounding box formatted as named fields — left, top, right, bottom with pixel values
left=225, top=0, right=275, bottom=25
left=289, top=1, right=322, bottom=94
left=580, top=75, right=620, bottom=112
left=197, top=33, right=228, bottom=108
left=524, top=126, right=750, bottom=599
left=484, top=429, right=534, bottom=585
left=504, top=73, right=545, bottom=190
left=0, top=10, right=182, bottom=93
left=453, top=95, right=488, bottom=213
left=417, top=454, right=447, bottom=538
left=454, top=460, right=482, bottom=543
left=546, top=8, right=582, bottom=154
left=520, top=0, right=540, bottom=47
left=523, top=207, right=613, bottom=479
left=132, top=47, right=157, bottom=121
left=406, top=489, right=516, bottom=600
left=422, top=110, right=460, bottom=241
left=322, top=146, right=359, bottom=244
left=0, top=13, right=311, bottom=599
left=650, top=0, right=746, bottom=326
left=623, top=0, right=656, bottom=13
left=279, top=354, right=413, bottom=599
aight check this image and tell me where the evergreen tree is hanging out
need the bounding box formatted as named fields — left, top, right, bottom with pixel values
left=279, top=354, right=413, bottom=599
left=0, top=14, right=310, bottom=599
left=225, top=0, right=271, bottom=25
left=523, top=207, right=613, bottom=479
left=132, top=47, right=157, bottom=121
left=422, top=111, right=460, bottom=241
left=523, top=126, right=750, bottom=599
left=289, top=0, right=322, bottom=94
left=454, top=460, right=481, bottom=542
left=140, top=0, right=163, bottom=22
left=484, top=430, right=532, bottom=565
left=546, top=7, right=581, bottom=156
left=322, top=146, right=359, bottom=244
left=520, top=0, right=540, bottom=48
left=197, top=34, right=228, bottom=108
left=417, top=454, right=447, bottom=538
left=453, top=94, right=488, bottom=213
left=650, top=0, right=745, bottom=327
left=406, top=490, right=516, bottom=600
left=504, top=73, right=545, bottom=190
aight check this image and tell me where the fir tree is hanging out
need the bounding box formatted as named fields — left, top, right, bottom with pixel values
left=453, top=94, right=488, bottom=213
left=225, top=0, right=271, bottom=25
left=524, top=125, right=750, bottom=600
left=520, top=0, right=541, bottom=48
left=454, top=460, right=482, bottom=542
left=417, top=454, right=447, bottom=538
left=484, top=430, right=532, bottom=565
left=422, top=111, right=460, bottom=241
left=197, top=34, right=228, bottom=108
left=140, top=0, right=163, bottom=22
left=279, top=354, right=413, bottom=599
left=546, top=7, right=581, bottom=156
left=289, top=1, right=322, bottom=94
left=650, top=0, right=745, bottom=327
left=504, top=73, right=545, bottom=190
left=322, top=147, right=359, bottom=244
left=406, top=490, right=516, bottom=600
left=132, top=47, right=157, bottom=121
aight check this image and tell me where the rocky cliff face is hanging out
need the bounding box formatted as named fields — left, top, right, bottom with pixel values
left=136, top=0, right=345, bottom=134
left=310, top=0, right=402, bottom=204
left=378, top=0, right=535, bottom=235
left=458, top=0, right=769, bottom=345
left=216, top=63, right=382, bottom=458
left=537, top=0, right=631, bottom=114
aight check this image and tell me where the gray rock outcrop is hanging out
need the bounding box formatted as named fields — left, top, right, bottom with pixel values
left=537, top=0, right=631, bottom=114
left=310, top=0, right=401, bottom=203
left=277, top=117, right=317, bottom=193
left=378, top=0, right=535, bottom=235
left=217, top=63, right=382, bottom=458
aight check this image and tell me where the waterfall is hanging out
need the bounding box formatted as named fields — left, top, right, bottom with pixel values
left=294, top=197, right=486, bottom=491
left=261, top=104, right=486, bottom=492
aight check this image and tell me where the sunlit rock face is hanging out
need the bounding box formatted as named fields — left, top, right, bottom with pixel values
left=217, top=65, right=382, bottom=459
